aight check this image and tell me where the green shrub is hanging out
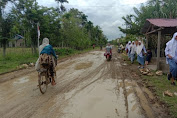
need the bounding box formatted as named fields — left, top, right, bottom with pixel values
left=54, top=48, right=76, bottom=56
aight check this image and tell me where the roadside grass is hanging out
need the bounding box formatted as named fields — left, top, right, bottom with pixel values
left=54, top=47, right=99, bottom=59
left=143, top=75, right=177, bottom=117
left=0, top=48, right=38, bottom=74
left=0, top=47, right=98, bottom=74
left=121, top=52, right=177, bottom=118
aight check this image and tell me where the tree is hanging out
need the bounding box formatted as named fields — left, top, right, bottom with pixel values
left=61, top=8, right=107, bottom=49
left=0, top=0, right=16, bottom=56
left=55, top=0, right=68, bottom=13
left=0, top=1, right=107, bottom=54
left=11, top=0, right=62, bottom=53
left=118, top=0, right=177, bottom=35
left=1, top=15, right=14, bottom=56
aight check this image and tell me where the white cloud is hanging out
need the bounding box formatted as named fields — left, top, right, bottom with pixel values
left=121, top=0, right=148, bottom=5
left=37, top=0, right=148, bottom=40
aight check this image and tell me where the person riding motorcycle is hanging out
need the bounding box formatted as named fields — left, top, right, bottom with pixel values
left=35, top=38, right=57, bottom=85
left=106, top=43, right=112, bottom=52
left=105, top=43, right=112, bottom=59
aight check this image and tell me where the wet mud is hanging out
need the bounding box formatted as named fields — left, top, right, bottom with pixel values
left=0, top=50, right=170, bottom=118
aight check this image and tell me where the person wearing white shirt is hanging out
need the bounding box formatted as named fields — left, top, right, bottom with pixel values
left=165, top=32, right=177, bottom=86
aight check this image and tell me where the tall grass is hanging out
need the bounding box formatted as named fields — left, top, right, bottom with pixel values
left=0, top=47, right=97, bottom=74
left=0, top=48, right=38, bottom=74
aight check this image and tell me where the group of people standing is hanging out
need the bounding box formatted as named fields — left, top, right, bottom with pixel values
left=124, top=32, right=177, bottom=86
left=125, top=40, right=152, bottom=69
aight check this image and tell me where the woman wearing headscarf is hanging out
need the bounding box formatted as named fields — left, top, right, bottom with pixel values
left=130, top=41, right=136, bottom=64
left=125, top=41, right=131, bottom=59
left=35, top=38, right=57, bottom=85
left=125, top=41, right=129, bottom=53
left=165, top=32, right=177, bottom=86
left=136, top=41, right=147, bottom=68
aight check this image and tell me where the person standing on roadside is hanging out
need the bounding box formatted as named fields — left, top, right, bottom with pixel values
left=125, top=41, right=131, bottom=60
left=165, top=32, right=177, bottom=86
left=125, top=41, right=129, bottom=54
left=130, top=41, right=136, bottom=64
left=100, top=44, right=103, bottom=50
left=93, top=44, right=95, bottom=49
left=136, top=41, right=147, bottom=69
left=145, top=49, right=152, bottom=65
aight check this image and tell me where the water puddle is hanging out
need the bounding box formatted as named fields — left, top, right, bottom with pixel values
left=61, top=79, right=127, bottom=118
left=13, top=76, right=29, bottom=85
left=56, top=61, right=75, bottom=70
left=75, top=62, right=93, bottom=70
left=122, top=63, right=127, bottom=66
left=89, top=52, right=101, bottom=55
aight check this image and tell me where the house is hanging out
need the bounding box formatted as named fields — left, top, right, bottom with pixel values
left=9, top=34, right=24, bottom=47
left=141, top=18, right=177, bottom=72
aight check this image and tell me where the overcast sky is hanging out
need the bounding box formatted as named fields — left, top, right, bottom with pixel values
left=37, top=0, right=148, bottom=40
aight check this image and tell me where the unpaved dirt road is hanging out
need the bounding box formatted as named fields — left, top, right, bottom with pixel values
left=0, top=49, right=169, bottom=118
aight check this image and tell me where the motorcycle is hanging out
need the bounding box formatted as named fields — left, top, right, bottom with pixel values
left=104, top=52, right=112, bottom=61
left=117, top=47, right=122, bottom=53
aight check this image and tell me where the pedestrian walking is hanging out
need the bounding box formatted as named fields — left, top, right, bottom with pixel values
left=136, top=41, right=147, bottom=68
left=165, top=32, right=177, bottom=86
left=130, top=41, right=136, bottom=64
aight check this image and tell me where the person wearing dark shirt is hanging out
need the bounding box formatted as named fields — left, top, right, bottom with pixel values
left=145, top=49, right=152, bottom=65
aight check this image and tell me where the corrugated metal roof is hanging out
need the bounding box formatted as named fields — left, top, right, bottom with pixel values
left=147, top=19, right=177, bottom=27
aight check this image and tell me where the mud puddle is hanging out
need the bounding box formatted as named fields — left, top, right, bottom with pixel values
left=75, top=62, right=93, bottom=70
left=13, top=76, right=29, bottom=85
left=56, top=61, right=75, bottom=70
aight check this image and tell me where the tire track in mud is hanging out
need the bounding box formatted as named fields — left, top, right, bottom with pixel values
left=0, top=50, right=164, bottom=118
left=114, top=52, right=155, bottom=118
left=110, top=53, right=129, bottom=118
left=0, top=51, right=106, bottom=118
left=58, top=54, right=128, bottom=118
left=39, top=53, right=112, bottom=118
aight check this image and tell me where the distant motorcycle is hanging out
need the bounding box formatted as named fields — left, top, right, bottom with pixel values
left=117, top=47, right=122, bottom=53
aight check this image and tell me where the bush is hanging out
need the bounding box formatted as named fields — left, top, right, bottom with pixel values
left=54, top=48, right=76, bottom=56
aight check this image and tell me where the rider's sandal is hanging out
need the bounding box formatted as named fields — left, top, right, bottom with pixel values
left=171, top=82, right=176, bottom=86
left=51, top=81, right=56, bottom=86
left=167, top=73, right=172, bottom=81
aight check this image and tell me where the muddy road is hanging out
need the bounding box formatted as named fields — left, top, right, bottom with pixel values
left=0, top=49, right=169, bottom=118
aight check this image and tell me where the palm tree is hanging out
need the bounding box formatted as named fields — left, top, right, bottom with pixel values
left=55, top=0, right=68, bottom=13
left=162, top=0, right=177, bottom=18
